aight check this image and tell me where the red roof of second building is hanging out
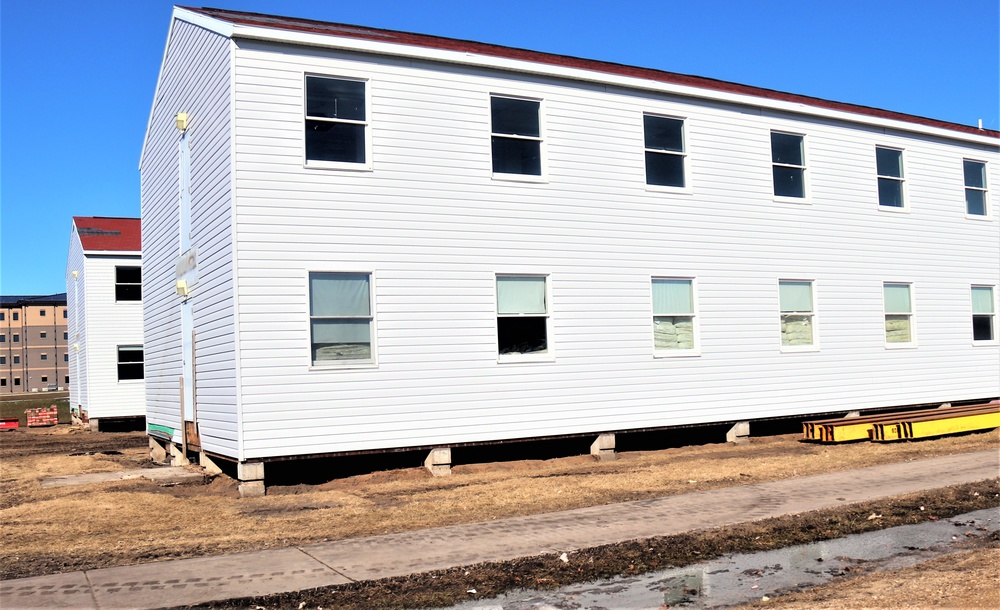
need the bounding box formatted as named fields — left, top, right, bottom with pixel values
left=73, top=217, right=141, bottom=252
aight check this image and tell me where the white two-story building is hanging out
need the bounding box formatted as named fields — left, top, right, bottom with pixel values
left=67, top=216, right=145, bottom=430
left=141, top=7, right=999, bottom=495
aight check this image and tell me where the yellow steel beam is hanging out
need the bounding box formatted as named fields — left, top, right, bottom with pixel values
left=804, top=404, right=998, bottom=443
left=900, top=411, right=999, bottom=440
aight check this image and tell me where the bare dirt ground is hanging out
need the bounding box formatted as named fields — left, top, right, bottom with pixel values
left=1, top=424, right=997, bottom=608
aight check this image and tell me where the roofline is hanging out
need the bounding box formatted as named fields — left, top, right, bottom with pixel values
left=82, top=250, right=142, bottom=256
left=0, top=294, right=68, bottom=306
left=170, top=6, right=998, bottom=148
left=73, top=215, right=141, bottom=222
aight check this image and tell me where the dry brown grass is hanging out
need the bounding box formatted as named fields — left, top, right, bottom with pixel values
left=1, top=425, right=997, bottom=579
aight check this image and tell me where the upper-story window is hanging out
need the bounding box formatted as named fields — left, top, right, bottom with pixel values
left=771, top=132, right=806, bottom=199
left=305, top=75, right=368, bottom=166
left=63, top=309, right=67, bottom=318
left=0, top=313, right=4, bottom=320
left=964, top=160, right=988, bottom=216
left=491, top=96, right=542, bottom=176
left=12, top=312, right=18, bottom=321
left=39, top=309, right=46, bottom=317
left=115, top=266, right=141, bottom=301
left=644, top=115, right=686, bottom=188
left=876, top=147, right=905, bottom=208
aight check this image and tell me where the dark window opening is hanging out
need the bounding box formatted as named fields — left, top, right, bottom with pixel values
left=497, top=317, right=547, bottom=355
left=973, top=315, right=994, bottom=341
left=117, top=346, right=144, bottom=380
left=491, top=96, right=541, bottom=175
left=305, top=76, right=366, bottom=164
left=116, top=266, right=142, bottom=301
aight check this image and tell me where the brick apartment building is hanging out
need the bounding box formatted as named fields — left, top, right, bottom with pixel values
left=1, top=294, right=69, bottom=393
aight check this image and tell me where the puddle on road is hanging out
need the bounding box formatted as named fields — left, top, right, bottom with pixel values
left=443, top=508, right=998, bottom=610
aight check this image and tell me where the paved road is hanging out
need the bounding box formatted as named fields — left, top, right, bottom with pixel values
left=2, top=450, right=997, bottom=610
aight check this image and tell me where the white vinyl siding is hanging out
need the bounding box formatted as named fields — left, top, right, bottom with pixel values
left=83, top=256, right=145, bottom=419
left=224, top=38, right=999, bottom=460
left=66, top=228, right=88, bottom=414
left=141, top=18, right=236, bottom=454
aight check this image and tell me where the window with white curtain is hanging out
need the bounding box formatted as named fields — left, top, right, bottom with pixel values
left=883, top=283, right=914, bottom=345
left=779, top=280, right=815, bottom=348
left=497, top=275, right=548, bottom=357
left=309, top=272, right=373, bottom=364
left=972, top=286, right=995, bottom=342
left=652, top=278, right=696, bottom=352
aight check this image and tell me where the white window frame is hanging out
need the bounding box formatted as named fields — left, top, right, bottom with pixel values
left=875, top=146, right=907, bottom=212
left=643, top=114, right=691, bottom=194
left=303, top=74, right=373, bottom=171
left=971, top=285, right=997, bottom=345
left=770, top=130, right=809, bottom=203
left=116, top=345, right=144, bottom=382
left=114, top=266, right=142, bottom=302
left=490, top=94, right=546, bottom=183
left=496, top=273, right=553, bottom=363
left=307, top=270, right=377, bottom=369
left=651, top=276, right=700, bottom=357
left=883, top=282, right=916, bottom=348
left=964, top=159, right=990, bottom=219
left=778, top=279, right=819, bottom=352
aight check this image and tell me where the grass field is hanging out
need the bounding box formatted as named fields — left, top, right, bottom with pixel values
left=0, top=393, right=70, bottom=426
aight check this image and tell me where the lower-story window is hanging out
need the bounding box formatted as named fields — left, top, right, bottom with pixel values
left=883, top=283, right=914, bottom=345
left=972, top=286, right=996, bottom=342
left=497, top=275, right=549, bottom=357
left=0, top=379, right=6, bottom=387
left=652, top=278, right=696, bottom=352
left=117, top=346, right=144, bottom=380
left=779, top=280, right=816, bottom=348
left=309, top=272, right=373, bottom=364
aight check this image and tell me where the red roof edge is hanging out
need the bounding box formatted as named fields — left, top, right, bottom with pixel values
left=73, top=216, right=141, bottom=252
left=183, top=6, right=998, bottom=140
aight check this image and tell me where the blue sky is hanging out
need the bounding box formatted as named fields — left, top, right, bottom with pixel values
left=2, top=0, right=997, bottom=295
